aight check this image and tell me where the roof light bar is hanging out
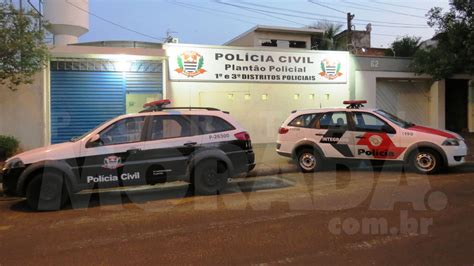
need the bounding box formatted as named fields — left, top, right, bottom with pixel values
left=344, top=100, right=367, bottom=109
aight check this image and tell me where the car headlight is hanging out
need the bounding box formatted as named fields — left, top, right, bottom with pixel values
left=3, top=158, right=25, bottom=170
left=442, top=138, right=460, bottom=146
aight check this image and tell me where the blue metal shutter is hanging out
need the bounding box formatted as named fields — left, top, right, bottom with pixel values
left=50, top=71, right=125, bottom=144
left=125, top=72, right=163, bottom=94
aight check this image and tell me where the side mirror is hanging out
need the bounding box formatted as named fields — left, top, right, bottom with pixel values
left=86, top=134, right=103, bottom=148
left=382, top=125, right=396, bottom=134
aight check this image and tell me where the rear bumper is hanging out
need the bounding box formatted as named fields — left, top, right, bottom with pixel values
left=246, top=150, right=256, bottom=172
left=277, top=151, right=292, bottom=158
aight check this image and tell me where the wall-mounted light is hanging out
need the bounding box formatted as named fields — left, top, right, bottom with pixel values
left=244, top=94, right=251, bottom=100
left=262, top=94, right=269, bottom=101
left=115, top=59, right=131, bottom=72
left=293, top=94, right=300, bottom=100
left=309, top=94, right=315, bottom=100
left=325, top=93, right=330, bottom=101
left=227, top=93, right=234, bottom=100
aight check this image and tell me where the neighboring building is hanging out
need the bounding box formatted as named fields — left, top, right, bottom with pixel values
left=224, top=25, right=324, bottom=50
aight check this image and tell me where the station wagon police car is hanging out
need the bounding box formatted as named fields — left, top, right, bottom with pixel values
left=1, top=100, right=255, bottom=211
left=277, top=101, right=467, bottom=174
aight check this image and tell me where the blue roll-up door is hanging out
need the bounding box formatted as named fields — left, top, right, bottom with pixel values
left=50, top=71, right=125, bottom=144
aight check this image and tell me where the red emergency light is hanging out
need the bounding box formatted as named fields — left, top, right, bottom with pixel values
left=344, top=100, right=367, bottom=109
left=143, top=99, right=171, bottom=108
left=343, top=100, right=367, bottom=105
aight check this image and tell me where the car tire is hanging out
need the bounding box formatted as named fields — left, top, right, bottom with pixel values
left=26, top=173, right=69, bottom=211
left=193, top=159, right=229, bottom=195
left=297, top=148, right=323, bottom=173
left=409, top=148, right=442, bottom=175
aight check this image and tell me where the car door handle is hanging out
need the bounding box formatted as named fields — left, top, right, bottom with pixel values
left=315, top=133, right=325, bottom=136
left=355, top=136, right=366, bottom=139
left=127, top=148, right=142, bottom=154
left=184, top=142, right=197, bottom=147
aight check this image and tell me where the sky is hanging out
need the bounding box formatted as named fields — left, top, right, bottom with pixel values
left=78, top=0, right=452, bottom=48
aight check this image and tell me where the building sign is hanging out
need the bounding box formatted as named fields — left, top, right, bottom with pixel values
left=167, top=45, right=349, bottom=84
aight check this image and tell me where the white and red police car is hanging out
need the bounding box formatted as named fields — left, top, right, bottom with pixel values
left=1, top=100, right=255, bottom=211
left=277, top=101, right=467, bottom=174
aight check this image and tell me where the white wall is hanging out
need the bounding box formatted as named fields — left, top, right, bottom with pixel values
left=355, top=71, right=445, bottom=126
left=0, top=70, right=48, bottom=150
left=168, top=82, right=349, bottom=143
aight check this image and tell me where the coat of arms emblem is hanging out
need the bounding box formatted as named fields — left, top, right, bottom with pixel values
left=175, top=51, right=206, bottom=77
left=320, top=58, right=343, bottom=80
left=102, top=155, right=124, bottom=170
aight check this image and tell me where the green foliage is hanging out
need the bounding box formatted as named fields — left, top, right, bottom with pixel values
left=0, top=135, right=20, bottom=158
left=411, top=0, right=474, bottom=80
left=0, top=3, right=49, bottom=90
left=385, top=36, right=421, bottom=57
left=309, top=21, right=345, bottom=50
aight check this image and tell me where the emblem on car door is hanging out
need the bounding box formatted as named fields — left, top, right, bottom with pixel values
left=102, top=156, right=124, bottom=169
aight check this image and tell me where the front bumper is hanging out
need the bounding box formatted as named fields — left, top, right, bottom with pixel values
left=445, top=141, right=468, bottom=167
left=0, top=167, right=23, bottom=196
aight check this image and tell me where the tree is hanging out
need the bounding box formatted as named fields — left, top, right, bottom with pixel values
left=308, top=21, right=345, bottom=50
left=411, top=0, right=474, bottom=80
left=385, top=36, right=422, bottom=57
left=0, top=3, right=49, bottom=91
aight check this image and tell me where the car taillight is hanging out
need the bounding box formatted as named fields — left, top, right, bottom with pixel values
left=278, top=127, right=289, bottom=134
left=235, top=132, right=251, bottom=141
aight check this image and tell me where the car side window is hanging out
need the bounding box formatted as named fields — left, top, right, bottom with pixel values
left=150, top=115, right=194, bottom=140
left=316, top=112, right=348, bottom=129
left=352, top=112, right=389, bottom=132
left=193, top=115, right=235, bottom=134
left=288, top=114, right=318, bottom=128
left=100, top=117, right=145, bottom=145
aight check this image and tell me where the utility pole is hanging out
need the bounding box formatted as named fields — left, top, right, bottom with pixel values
left=347, top=12, right=355, bottom=51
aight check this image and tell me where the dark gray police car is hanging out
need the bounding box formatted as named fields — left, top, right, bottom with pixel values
left=1, top=100, right=255, bottom=211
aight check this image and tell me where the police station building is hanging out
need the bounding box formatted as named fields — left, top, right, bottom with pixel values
left=0, top=24, right=473, bottom=149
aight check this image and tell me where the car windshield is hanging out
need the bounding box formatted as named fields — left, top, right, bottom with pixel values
left=70, top=118, right=115, bottom=142
left=374, top=109, right=414, bottom=128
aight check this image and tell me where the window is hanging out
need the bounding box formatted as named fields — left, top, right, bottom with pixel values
left=150, top=115, right=194, bottom=140
left=100, top=117, right=145, bottom=145
left=192, top=115, right=235, bottom=134
left=260, top=39, right=277, bottom=47
left=317, top=112, right=348, bottom=129
left=352, top=112, right=390, bottom=132
left=289, top=41, right=306, bottom=48
left=289, top=114, right=318, bottom=128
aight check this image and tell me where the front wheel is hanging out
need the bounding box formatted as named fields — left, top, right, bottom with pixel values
left=193, top=160, right=229, bottom=195
left=409, top=149, right=442, bottom=175
left=297, top=149, right=323, bottom=173
left=26, top=173, right=69, bottom=211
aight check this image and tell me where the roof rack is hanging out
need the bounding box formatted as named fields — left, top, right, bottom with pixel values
left=343, top=100, right=367, bottom=109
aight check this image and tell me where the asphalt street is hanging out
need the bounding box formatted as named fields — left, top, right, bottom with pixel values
left=0, top=163, right=474, bottom=265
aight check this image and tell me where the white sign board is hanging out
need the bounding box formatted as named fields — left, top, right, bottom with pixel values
left=167, top=45, right=349, bottom=84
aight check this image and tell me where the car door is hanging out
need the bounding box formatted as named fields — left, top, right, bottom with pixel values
left=350, top=111, right=403, bottom=160
left=141, top=114, right=202, bottom=184
left=78, top=116, right=147, bottom=188
left=315, top=112, right=355, bottom=159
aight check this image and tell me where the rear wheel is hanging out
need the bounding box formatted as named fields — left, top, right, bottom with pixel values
left=297, top=148, right=323, bottom=173
left=193, top=160, right=229, bottom=195
left=26, top=173, right=69, bottom=211
left=409, top=149, right=442, bottom=175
